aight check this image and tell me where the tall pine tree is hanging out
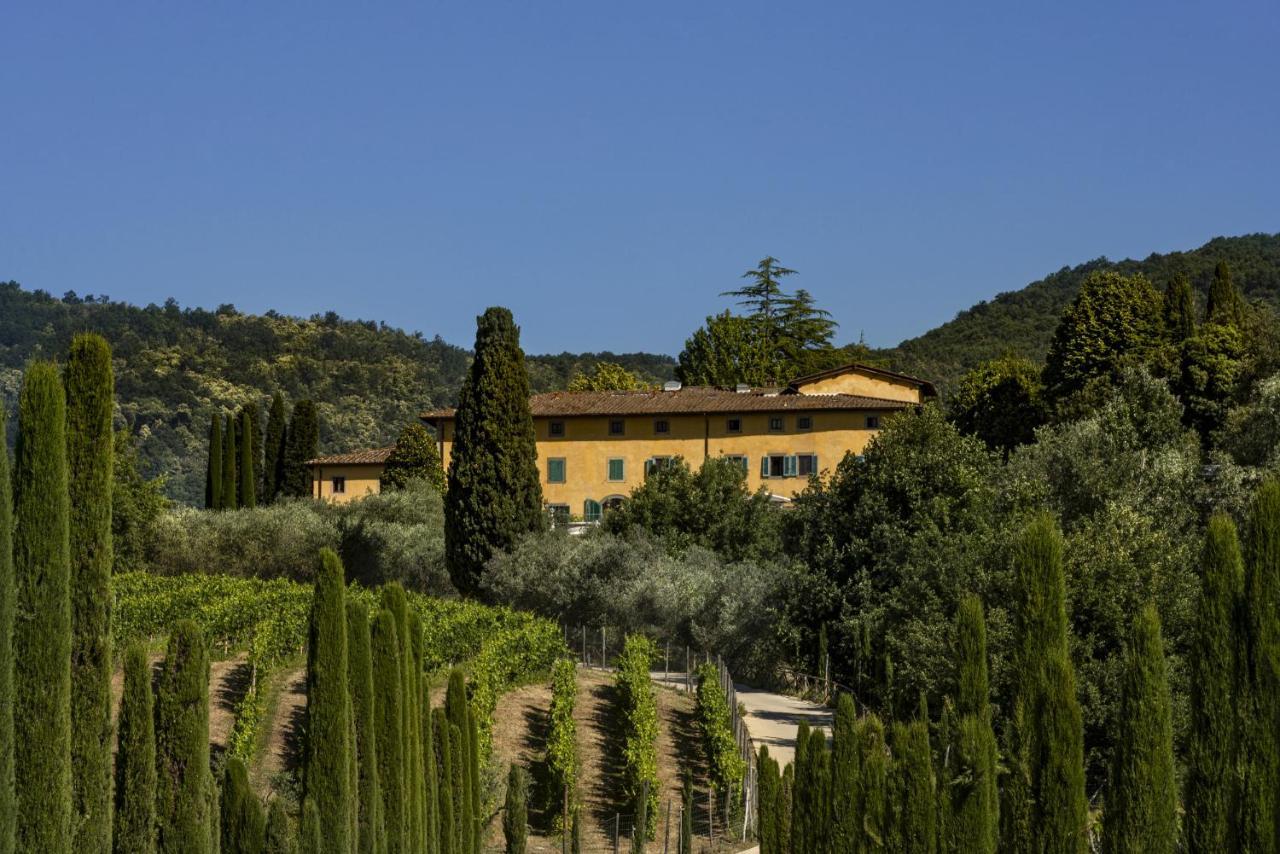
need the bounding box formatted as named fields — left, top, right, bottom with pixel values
left=347, top=599, right=382, bottom=854
left=66, top=333, right=116, bottom=854
left=207, top=413, right=223, bottom=510
left=444, top=307, right=544, bottom=594
left=222, top=413, right=238, bottom=510
left=239, top=408, right=257, bottom=509
left=263, top=392, right=287, bottom=503
left=114, top=642, right=157, bottom=854
left=372, top=609, right=405, bottom=853
left=302, top=549, right=352, bottom=853
left=1185, top=514, right=1243, bottom=853
left=12, top=362, right=73, bottom=852
left=282, top=400, right=319, bottom=499
left=155, top=619, right=212, bottom=854
left=0, top=408, right=13, bottom=854
left=1239, top=481, right=1280, bottom=854
left=1103, top=604, right=1175, bottom=853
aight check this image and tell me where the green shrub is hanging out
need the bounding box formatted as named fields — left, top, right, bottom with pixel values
left=616, top=636, right=659, bottom=840
left=547, top=659, right=578, bottom=832
left=694, top=661, right=744, bottom=816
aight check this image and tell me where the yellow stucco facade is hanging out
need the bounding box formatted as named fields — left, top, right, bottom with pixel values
left=310, top=463, right=384, bottom=503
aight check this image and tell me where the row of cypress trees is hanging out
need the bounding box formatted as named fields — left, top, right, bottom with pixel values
left=758, top=508, right=1192, bottom=853
left=205, top=392, right=318, bottom=509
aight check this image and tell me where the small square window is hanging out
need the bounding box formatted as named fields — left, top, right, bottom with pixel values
left=866, top=415, right=881, bottom=430
left=654, top=419, right=670, bottom=434
left=549, top=420, right=566, bottom=437
left=607, top=458, right=625, bottom=481
left=798, top=454, right=818, bottom=477
left=332, top=476, right=346, bottom=494
left=797, top=415, right=813, bottom=431
left=547, top=458, right=566, bottom=484
left=726, top=418, right=742, bottom=434
left=769, top=416, right=785, bottom=432
left=609, top=419, right=625, bottom=436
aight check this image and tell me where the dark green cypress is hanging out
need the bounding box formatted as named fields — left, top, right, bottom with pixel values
left=223, top=414, right=238, bottom=510
left=210, top=770, right=222, bottom=854
left=0, top=407, right=13, bottom=854
left=221, top=756, right=266, bottom=854
left=282, top=400, right=319, bottom=499
left=830, top=693, right=859, bottom=851
left=66, top=333, right=115, bottom=854
left=299, top=799, right=322, bottom=854
left=208, top=413, right=223, bottom=510
left=446, top=668, right=475, bottom=854
left=467, top=707, right=481, bottom=854
left=891, top=720, right=935, bottom=854
left=1034, top=653, right=1088, bottom=854
left=347, top=599, right=382, bottom=854
left=444, top=307, right=544, bottom=595
left=1206, top=260, right=1245, bottom=327
left=302, top=549, right=351, bottom=854
left=790, top=722, right=810, bottom=854
left=856, top=716, right=887, bottom=853
left=756, top=746, right=779, bottom=854
left=1239, top=481, right=1280, bottom=854
left=422, top=678, right=438, bottom=854
left=504, top=764, right=528, bottom=854
left=1103, top=604, right=1175, bottom=853
left=434, top=708, right=457, bottom=854
left=372, top=608, right=405, bottom=853
left=935, top=698, right=955, bottom=854
left=381, top=584, right=421, bottom=851
left=680, top=769, right=692, bottom=854
left=407, top=611, right=426, bottom=853
left=1164, top=274, right=1197, bottom=341
left=264, top=800, right=295, bottom=854
left=114, top=642, right=157, bottom=854
left=12, top=361, right=72, bottom=852
left=239, top=409, right=257, bottom=509
left=154, top=619, right=212, bottom=854
left=998, top=699, right=1034, bottom=854
left=263, top=392, right=287, bottom=503
left=951, top=595, right=997, bottom=854
left=1185, top=514, right=1243, bottom=853
left=448, top=723, right=466, bottom=854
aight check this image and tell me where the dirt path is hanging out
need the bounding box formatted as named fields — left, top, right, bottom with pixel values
left=208, top=654, right=252, bottom=762
left=253, top=666, right=307, bottom=796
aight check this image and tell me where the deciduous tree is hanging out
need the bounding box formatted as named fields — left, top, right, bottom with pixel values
left=381, top=422, right=445, bottom=493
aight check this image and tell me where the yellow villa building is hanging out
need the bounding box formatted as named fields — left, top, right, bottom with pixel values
left=309, top=362, right=935, bottom=514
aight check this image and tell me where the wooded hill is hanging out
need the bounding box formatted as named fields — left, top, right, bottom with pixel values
left=0, top=283, right=674, bottom=505
left=885, top=232, right=1280, bottom=391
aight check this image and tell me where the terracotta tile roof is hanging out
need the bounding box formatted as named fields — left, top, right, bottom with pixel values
left=420, top=387, right=914, bottom=420
left=788, top=362, right=938, bottom=397
left=307, top=446, right=395, bottom=466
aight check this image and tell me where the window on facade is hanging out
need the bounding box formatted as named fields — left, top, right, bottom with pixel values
left=798, top=453, right=818, bottom=477
left=762, top=454, right=799, bottom=479
left=726, top=417, right=742, bottom=433
left=584, top=499, right=602, bottom=523
left=769, top=416, right=784, bottom=432
left=866, top=415, right=881, bottom=429
left=547, top=504, right=570, bottom=527
left=654, top=419, right=670, bottom=434
left=644, top=456, right=674, bottom=477
left=547, top=458, right=566, bottom=484
left=549, top=420, right=566, bottom=437
left=607, top=458, right=625, bottom=481
left=797, top=415, right=813, bottom=430
left=332, top=476, right=346, bottom=494
left=723, top=454, right=749, bottom=473
left=609, top=419, right=625, bottom=436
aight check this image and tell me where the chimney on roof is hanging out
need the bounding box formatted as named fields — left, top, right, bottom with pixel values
left=735, top=383, right=750, bottom=393
left=663, top=381, right=682, bottom=392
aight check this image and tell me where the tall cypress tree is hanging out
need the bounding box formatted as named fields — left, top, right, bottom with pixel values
left=1103, top=604, right=1175, bottom=853
left=207, top=413, right=223, bottom=510
left=154, top=619, right=211, bottom=854
left=422, top=677, right=439, bottom=854
left=1035, top=653, right=1088, bottom=854
left=221, top=757, right=266, bottom=854
left=299, top=799, right=322, bottom=854
left=239, top=409, right=257, bottom=509
left=467, top=707, right=482, bottom=854
left=434, top=707, right=457, bottom=854
left=114, top=642, right=157, bottom=854
left=407, top=612, right=427, bottom=852
left=790, top=722, right=811, bottom=854
left=444, top=307, right=544, bottom=594
left=891, top=720, right=936, bottom=854
left=1206, top=260, right=1245, bottom=327
left=263, top=392, right=287, bottom=504
left=448, top=723, right=466, bottom=854
left=1239, top=481, right=1280, bottom=854
left=1185, top=514, right=1243, bottom=853
left=446, top=668, right=475, bottom=854
left=756, top=746, right=779, bottom=854
left=264, top=799, right=295, bottom=854
left=12, top=361, right=72, bottom=852
left=950, top=595, right=997, bottom=854
left=223, top=414, right=238, bottom=510
left=0, top=408, right=13, bottom=854
left=1164, top=274, right=1197, bottom=341
left=998, top=699, right=1034, bottom=854
left=302, top=549, right=351, bottom=854
left=856, top=715, right=888, bottom=853
left=66, top=333, right=115, bottom=854
left=381, top=584, right=421, bottom=850
left=283, top=400, right=319, bottom=499
left=347, top=599, right=382, bottom=854
left=504, top=764, right=529, bottom=854
left=372, top=609, right=405, bottom=853
left=830, top=693, right=859, bottom=851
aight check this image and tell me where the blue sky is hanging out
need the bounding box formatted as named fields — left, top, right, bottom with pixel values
left=3, top=1, right=1277, bottom=355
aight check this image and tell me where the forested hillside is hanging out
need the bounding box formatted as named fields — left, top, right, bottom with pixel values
left=0, top=283, right=673, bottom=504
left=885, top=233, right=1280, bottom=391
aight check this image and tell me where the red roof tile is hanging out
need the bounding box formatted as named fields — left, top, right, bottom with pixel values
left=307, top=446, right=395, bottom=466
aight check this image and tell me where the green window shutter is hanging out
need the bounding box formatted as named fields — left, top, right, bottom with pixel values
left=608, top=459, right=624, bottom=481
left=584, top=499, right=601, bottom=523
left=739, top=456, right=749, bottom=474
left=760, top=456, right=770, bottom=479
left=548, top=458, right=566, bottom=483
left=784, top=455, right=798, bottom=477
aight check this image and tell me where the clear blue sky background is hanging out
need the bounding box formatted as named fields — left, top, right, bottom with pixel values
left=3, top=1, right=1277, bottom=355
